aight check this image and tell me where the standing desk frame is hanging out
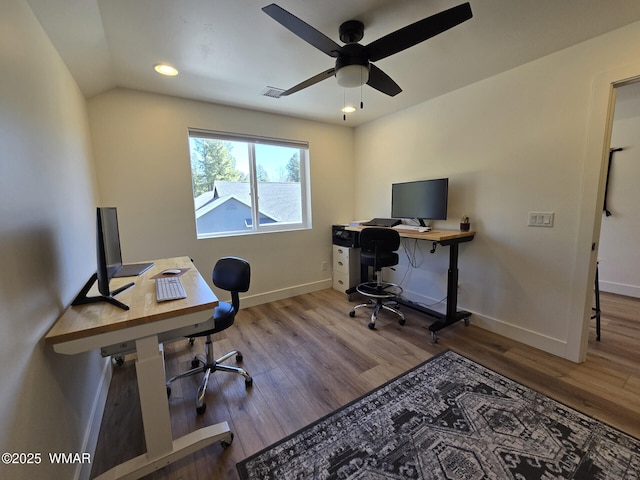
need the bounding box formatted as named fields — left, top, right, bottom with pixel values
left=45, top=256, right=231, bottom=480
left=346, top=227, right=475, bottom=342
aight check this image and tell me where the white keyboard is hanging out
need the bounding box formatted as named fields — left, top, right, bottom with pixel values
left=392, top=224, right=431, bottom=232
left=155, top=276, right=187, bottom=302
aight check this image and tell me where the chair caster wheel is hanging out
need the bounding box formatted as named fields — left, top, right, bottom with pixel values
left=399, top=318, right=406, bottom=326
left=166, top=386, right=171, bottom=398
left=111, top=356, right=124, bottom=367
left=236, top=353, right=243, bottom=363
left=349, top=311, right=356, bottom=317
left=368, top=322, right=375, bottom=330
left=221, top=433, right=234, bottom=448
left=188, top=337, right=195, bottom=346
left=191, top=358, right=200, bottom=369
left=245, top=377, right=253, bottom=387
left=196, top=403, right=206, bottom=415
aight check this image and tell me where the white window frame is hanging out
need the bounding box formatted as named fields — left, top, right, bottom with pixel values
left=188, top=128, right=312, bottom=239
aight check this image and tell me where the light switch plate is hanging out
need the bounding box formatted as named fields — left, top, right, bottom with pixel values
left=528, top=212, right=554, bottom=227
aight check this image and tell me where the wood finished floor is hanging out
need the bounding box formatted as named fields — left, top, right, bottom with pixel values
left=91, top=289, right=640, bottom=479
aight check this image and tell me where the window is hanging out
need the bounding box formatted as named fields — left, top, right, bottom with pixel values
left=188, top=129, right=311, bottom=238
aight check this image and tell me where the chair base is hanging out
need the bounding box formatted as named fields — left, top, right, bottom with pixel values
left=166, top=335, right=252, bottom=414
left=350, top=281, right=405, bottom=329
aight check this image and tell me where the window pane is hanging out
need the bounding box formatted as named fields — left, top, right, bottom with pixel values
left=255, top=144, right=302, bottom=227
left=190, top=137, right=251, bottom=235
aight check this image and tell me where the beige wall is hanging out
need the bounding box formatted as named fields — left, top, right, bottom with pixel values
left=87, top=89, right=355, bottom=305
left=0, top=1, right=105, bottom=479
left=354, top=20, right=640, bottom=361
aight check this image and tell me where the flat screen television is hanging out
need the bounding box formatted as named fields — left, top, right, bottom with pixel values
left=72, top=207, right=153, bottom=310
left=391, top=178, right=448, bottom=226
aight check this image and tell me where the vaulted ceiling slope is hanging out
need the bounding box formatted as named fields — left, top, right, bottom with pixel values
left=26, top=0, right=640, bottom=126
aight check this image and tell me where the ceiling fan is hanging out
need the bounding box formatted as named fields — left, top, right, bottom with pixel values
left=262, top=2, right=473, bottom=98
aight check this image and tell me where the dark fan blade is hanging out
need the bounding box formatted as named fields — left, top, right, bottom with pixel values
left=281, top=68, right=336, bottom=96
left=366, top=3, right=472, bottom=62
left=366, top=64, right=402, bottom=96
left=262, top=4, right=342, bottom=58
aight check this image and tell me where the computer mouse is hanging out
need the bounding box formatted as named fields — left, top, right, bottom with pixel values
left=162, top=269, right=181, bottom=275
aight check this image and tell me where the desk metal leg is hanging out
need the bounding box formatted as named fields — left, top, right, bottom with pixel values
left=446, top=243, right=460, bottom=320
left=396, top=240, right=472, bottom=342
left=94, top=335, right=233, bottom=480
left=427, top=242, right=471, bottom=341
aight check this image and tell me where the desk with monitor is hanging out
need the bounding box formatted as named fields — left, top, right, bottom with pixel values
left=45, top=256, right=231, bottom=480
left=345, top=226, right=475, bottom=341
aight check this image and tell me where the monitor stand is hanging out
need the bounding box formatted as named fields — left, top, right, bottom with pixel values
left=72, top=273, right=133, bottom=311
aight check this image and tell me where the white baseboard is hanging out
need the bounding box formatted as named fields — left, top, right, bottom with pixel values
left=76, top=357, right=112, bottom=480
left=400, top=289, right=568, bottom=359
left=241, top=278, right=333, bottom=308
left=468, top=312, right=568, bottom=358
left=599, top=280, right=640, bottom=298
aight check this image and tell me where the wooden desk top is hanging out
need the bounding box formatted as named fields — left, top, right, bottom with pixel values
left=45, top=256, right=218, bottom=345
left=345, top=225, right=475, bottom=242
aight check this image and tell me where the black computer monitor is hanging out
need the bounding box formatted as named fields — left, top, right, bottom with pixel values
left=96, top=207, right=124, bottom=296
left=391, top=178, right=448, bottom=226
left=72, top=207, right=150, bottom=310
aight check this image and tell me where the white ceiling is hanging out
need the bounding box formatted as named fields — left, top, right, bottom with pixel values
left=26, top=0, right=640, bottom=126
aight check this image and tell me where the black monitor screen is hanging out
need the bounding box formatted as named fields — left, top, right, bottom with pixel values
left=391, top=178, right=448, bottom=223
left=96, top=207, right=123, bottom=296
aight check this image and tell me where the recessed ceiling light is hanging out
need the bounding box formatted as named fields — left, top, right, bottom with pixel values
left=341, top=105, right=356, bottom=113
left=154, top=64, right=178, bottom=76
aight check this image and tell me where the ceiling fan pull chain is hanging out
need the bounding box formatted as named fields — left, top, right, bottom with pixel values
left=343, top=89, right=347, bottom=121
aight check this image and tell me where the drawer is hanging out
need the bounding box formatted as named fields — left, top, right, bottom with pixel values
left=333, top=271, right=356, bottom=292
left=333, top=255, right=351, bottom=274
left=333, top=245, right=351, bottom=263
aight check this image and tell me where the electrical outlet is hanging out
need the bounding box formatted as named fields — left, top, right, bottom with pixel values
left=321, top=261, right=328, bottom=271
left=528, top=212, right=554, bottom=227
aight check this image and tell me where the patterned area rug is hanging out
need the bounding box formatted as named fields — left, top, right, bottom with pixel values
left=237, top=350, right=640, bottom=479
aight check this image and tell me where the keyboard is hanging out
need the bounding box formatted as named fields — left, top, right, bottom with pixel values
left=361, top=218, right=401, bottom=227
left=155, top=276, right=187, bottom=302
left=392, top=224, right=431, bottom=232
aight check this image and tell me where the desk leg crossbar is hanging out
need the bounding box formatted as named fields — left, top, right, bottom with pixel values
left=94, top=336, right=233, bottom=480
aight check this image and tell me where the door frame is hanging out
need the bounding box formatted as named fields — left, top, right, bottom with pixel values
left=567, top=62, right=640, bottom=362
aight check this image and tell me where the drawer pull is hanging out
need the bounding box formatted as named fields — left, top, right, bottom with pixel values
left=338, top=261, right=344, bottom=267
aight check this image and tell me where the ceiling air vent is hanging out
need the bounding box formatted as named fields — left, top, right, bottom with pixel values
left=262, top=86, right=285, bottom=98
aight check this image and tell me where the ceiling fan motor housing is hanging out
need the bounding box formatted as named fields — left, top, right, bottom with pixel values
left=335, top=44, right=369, bottom=70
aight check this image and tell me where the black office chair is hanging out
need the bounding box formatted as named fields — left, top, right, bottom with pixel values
left=349, top=228, right=405, bottom=329
left=166, top=257, right=252, bottom=414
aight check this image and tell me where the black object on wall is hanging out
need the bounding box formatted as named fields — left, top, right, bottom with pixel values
left=603, top=147, right=623, bottom=217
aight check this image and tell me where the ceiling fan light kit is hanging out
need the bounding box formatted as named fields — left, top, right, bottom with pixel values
left=336, top=64, right=369, bottom=88
left=262, top=2, right=472, bottom=99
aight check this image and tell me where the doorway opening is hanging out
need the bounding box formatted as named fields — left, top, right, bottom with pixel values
left=572, top=65, right=640, bottom=362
